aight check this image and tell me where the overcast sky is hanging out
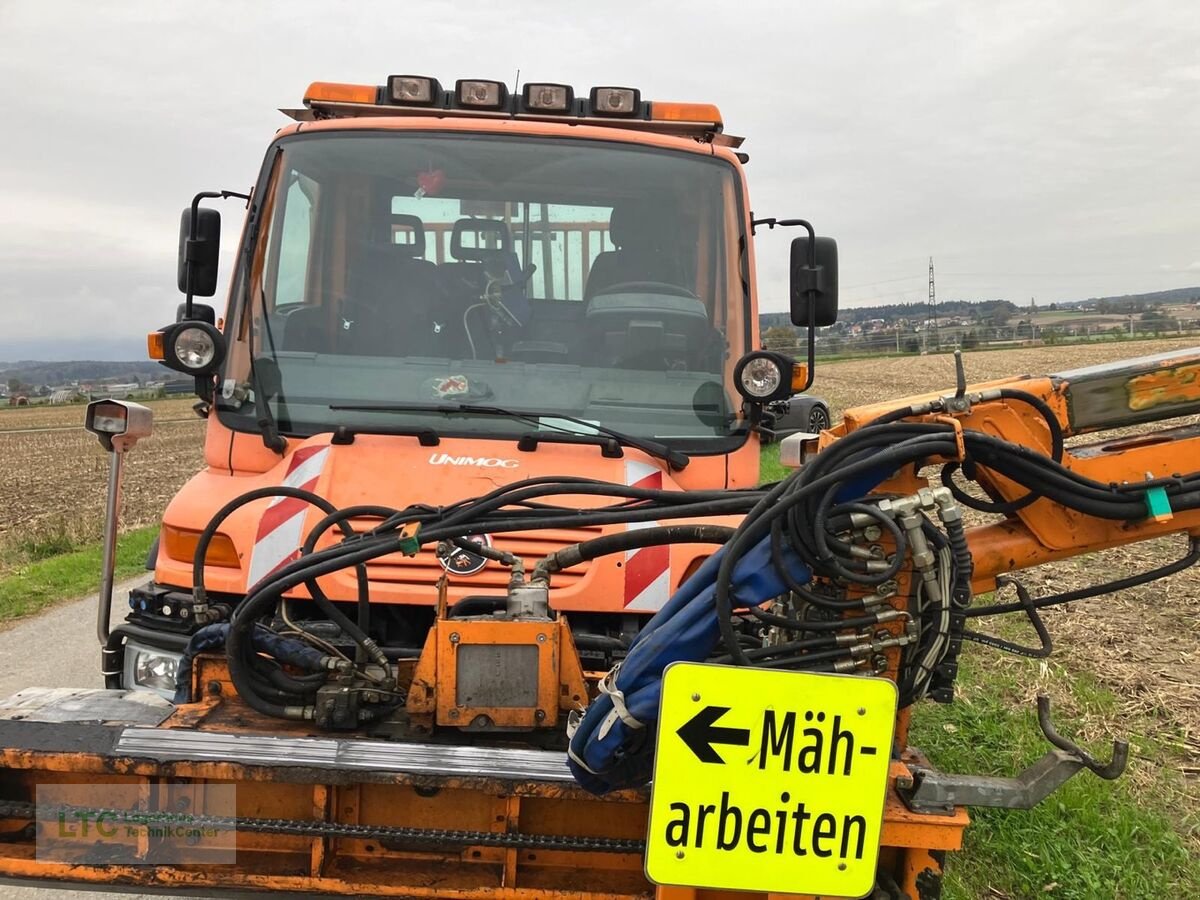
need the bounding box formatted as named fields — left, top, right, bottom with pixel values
left=2, top=0, right=1198, bottom=360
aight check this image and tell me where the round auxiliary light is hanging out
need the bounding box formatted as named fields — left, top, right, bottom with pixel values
left=173, top=326, right=217, bottom=371
left=161, top=319, right=225, bottom=376
left=733, top=350, right=795, bottom=403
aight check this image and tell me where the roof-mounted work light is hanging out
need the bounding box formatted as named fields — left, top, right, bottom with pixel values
left=387, top=74, right=441, bottom=106
left=522, top=83, right=574, bottom=113
left=590, top=86, right=641, bottom=116
left=456, top=79, right=508, bottom=110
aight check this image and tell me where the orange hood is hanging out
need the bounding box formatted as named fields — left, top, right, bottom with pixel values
left=157, top=434, right=734, bottom=614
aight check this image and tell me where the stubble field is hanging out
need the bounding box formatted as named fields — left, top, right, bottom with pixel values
left=0, top=398, right=205, bottom=558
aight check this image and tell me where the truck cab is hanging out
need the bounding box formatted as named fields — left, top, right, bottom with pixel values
left=117, top=78, right=790, bottom=698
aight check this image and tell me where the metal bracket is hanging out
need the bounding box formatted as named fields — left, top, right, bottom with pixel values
left=897, top=695, right=1129, bottom=814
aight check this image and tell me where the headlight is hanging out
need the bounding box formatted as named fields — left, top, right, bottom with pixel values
left=124, top=640, right=183, bottom=700
left=174, top=326, right=217, bottom=370
left=733, top=350, right=798, bottom=403
left=155, top=319, right=226, bottom=377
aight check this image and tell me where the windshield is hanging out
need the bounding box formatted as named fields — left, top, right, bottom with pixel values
left=218, top=131, right=750, bottom=449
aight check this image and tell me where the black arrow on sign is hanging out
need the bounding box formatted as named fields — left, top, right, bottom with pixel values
left=677, top=705, right=751, bottom=764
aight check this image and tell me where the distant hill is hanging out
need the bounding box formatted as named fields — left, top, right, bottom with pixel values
left=761, top=287, right=1200, bottom=330
left=1, top=360, right=166, bottom=388
left=1055, top=286, right=1200, bottom=310
left=761, top=299, right=1017, bottom=329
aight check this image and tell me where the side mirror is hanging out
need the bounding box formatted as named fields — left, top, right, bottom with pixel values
left=177, top=206, right=222, bottom=298
left=790, top=236, right=838, bottom=327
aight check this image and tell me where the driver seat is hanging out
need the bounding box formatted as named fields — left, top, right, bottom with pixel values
left=583, top=200, right=688, bottom=302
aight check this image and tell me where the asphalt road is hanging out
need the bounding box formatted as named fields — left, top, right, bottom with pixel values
left=0, top=577, right=189, bottom=900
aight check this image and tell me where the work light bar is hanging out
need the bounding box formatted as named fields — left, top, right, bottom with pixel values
left=298, top=77, right=726, bottom=138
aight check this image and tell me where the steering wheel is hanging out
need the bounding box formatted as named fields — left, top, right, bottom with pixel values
left=592, top=281, right=699, bottom=300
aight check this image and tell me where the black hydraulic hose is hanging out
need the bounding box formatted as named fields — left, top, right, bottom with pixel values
left=717, top=433, right=956, bottom=638
left=940, top=462, right=1040, bottom=515
left=225, top=491, right=762, bottom=703
left=448, top=596, right=506, bottom=617
left=998, top=388, right=1065, bottom=461
left=194, top=484, right=381, bottom=673
left=225, top=627, right=303, bottom=719
left=238, top=499, right=756, bottom=619
left=448, top=537, right=518, bottom=565
left=814, top=499, right=908, bottom=585
left=226, top=496, right=744, bottom=719
left=534, top=524, right=735, bottom=578
left=748, top=607, right=893, bottom=632
left=573, top=632, right=631, bottom=651
left=961, top=577, right=1052, bottom=658
left=193, top=485, right=339, bottom=599
left=301, top=504, right=399, bottom=646
left=711, top=633, right=839, bottom=664
left=964, top=538, right=1200, bottom=617
left=943, top=516, right=973, bottom=606
left=754, top=647, right=857, bottom=669
left=203, top=495, right=392, bottom=712
left=192, top=486, right=371, bottom=647
left=303, top=505, right=399, bottom=556
left=769, top=524, right=863, bottom=611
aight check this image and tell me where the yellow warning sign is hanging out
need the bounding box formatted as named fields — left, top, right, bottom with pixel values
left=645, top=663, right=897, bottom=898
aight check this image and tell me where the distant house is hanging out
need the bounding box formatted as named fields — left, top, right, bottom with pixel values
left=49, top=389, right=82, bottom=405
left=103, top=383, right=140, bottom=399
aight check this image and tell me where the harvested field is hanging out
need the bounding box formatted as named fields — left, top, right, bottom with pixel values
left=0, top=398, right=204, bottom=558
left=816, top=336, right=1200, bottom=418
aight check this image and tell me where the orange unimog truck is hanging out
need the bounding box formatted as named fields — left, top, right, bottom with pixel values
left=7, top=75, right=1192, bottom=900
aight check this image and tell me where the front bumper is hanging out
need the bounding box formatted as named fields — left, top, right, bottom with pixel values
left=0, top=683, right=967, bottom=900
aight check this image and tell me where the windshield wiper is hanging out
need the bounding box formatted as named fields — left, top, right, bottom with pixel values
left=329, top=401, right=690, bottom=471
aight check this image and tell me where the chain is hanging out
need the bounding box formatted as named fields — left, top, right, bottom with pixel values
left=0, top=800, right=643, bottom=855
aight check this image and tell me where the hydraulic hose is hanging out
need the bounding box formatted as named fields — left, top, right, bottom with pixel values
left=533, top=524, right=735, bottom=580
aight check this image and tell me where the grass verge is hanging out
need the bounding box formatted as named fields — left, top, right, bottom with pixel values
left=0, top=526, right=157, bottom=623
left=759, top=442, right=788, bottom=483
left=908, top=649, right=1200, bottom=899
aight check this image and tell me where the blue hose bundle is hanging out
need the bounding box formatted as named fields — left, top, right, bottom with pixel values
left=566, top=535, right=811, bottom=794
left=173, top=623, right=328, bottom=705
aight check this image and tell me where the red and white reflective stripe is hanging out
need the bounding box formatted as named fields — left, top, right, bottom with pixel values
left=246, top=446, right=331, bottom=588
left=623, top=460, right=671, bottom=611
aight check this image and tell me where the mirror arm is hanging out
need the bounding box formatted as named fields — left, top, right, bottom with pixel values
left=800, top=300, right=816, bottom=393
left=184, top=190, right=251, bottom=319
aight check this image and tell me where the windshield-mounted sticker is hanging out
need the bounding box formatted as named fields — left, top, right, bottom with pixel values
left=433, top=375, right=469, bottom=398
